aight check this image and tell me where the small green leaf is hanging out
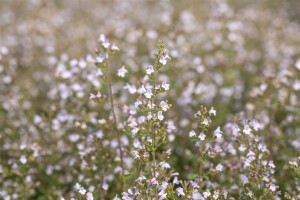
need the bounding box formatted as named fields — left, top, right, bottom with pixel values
left=187, top=173, right=199, bottom=180
left=122, top=173, right=134, bottom=181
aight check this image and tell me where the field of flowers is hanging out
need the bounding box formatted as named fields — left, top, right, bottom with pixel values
left=1, top=0, right=300, bottom=199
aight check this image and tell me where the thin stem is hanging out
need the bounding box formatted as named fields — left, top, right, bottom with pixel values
left=106, top=61, right=125, bottom=190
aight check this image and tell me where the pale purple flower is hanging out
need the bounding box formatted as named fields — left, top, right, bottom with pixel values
left=213, top=126, right=223, bottom=138
left=176, top=187, right=185, bottom=196
left=198, top=132, right=206, bottom=141
left=158, top=111, right=164, bottom=121
left=162, top=81, right=169, bottom=90
left=117, top=66, right=128, bottom=77
left=146, top=65, right=154, bottom=75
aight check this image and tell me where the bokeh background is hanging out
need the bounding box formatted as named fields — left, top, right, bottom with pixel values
left=1, top=0, right=300, bottom=199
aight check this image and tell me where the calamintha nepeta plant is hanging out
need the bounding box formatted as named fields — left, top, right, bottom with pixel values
left=68, top=35, right=288, bottom=200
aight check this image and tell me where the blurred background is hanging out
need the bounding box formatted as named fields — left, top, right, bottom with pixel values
left=1, top=0, right=300, bottom=199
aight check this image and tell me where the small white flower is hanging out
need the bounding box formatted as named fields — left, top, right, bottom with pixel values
left=289, top=161, right=298, bottom=167
left=159, top=55, right=170, bottom=65
left=146, top=65, right=154, bottom=75
left=96, top=69, right=103, bottom=76
left=124, top=84, right=137, bottom=94
left=160, top=161, right=171, bottom=169
left=128, top=121, right=138, bottom=128
left=20, top=155, right=27, bottom=164
left=144, top=88, right=153, bottom=99
left=203, top=189, right=211, bottom=198
left=189, top=130, right=196, bottom=137
left=98, top=34, right=110, bottom=49
left=131, top=127, right=139, bottom=135
left=243, top=125, right=251, bottom=135
left=117, top=66, right=128, bottom=77
left=113, top=195, right=121, bottom=200
left=198, top=132, right=206, bottom=141
left=213, top=126, right=223, bottom=138
left=162, top=81, right=169, bottom=90
left=269, top=184, right=277, bottom=192
left=160, top=101, right=169, bottom=111
left=240, top=174, right=249, bottom=185
left=296, top=59, right=300, bottom=70
left=192, top=192, right=204, bottom=200
left=209, top=107, right=216, bottom=116
left=95, top=55, right=105, bottom=64
left=151, top=178, right=158, bottom=185
left=134, top=100, right=143, bottom=108
left=215, top=164, right=224, bottom=172
left=173, top=177, right=180, bottom=185
left=176, top=187, right=185, bottom=196
left=98, top=34, right=106, bottom=43
left=74, top=183, right=86, bottom=195
left=250, top=120, right=262, bottom=131
left=86, top=192, right=94, bottom=200
left=158, top=111, right=164, bottom=121
left=111, top=44, right=119, bottom=51
left=238, top=144, right=247, bottom=152
left=132, top=150, right=140, bottom=159
left=138, top=85, right=147, bottom=94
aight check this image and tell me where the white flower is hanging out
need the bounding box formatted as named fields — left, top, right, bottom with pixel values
left=243, top=125, right=251, bottom=135
left=20, top=155, right=27, bottom=164
left=134, top=100, right=143, bottom=108
left=128, top=121, right=138, bottom=128
left=74, top=183, right=86, bottom=195
left=131, top=127, right=139, bottom=135
left=269, top=184, right=277, bottom=192
left=203, top=189, right=211, bottom=198
left=113, top=195, right=121, bottom=200
left=162, top=81, right=169, bottom=90
left=160, top=161, right=171, bottom=169
left=86, top=192, right=94, bottom=200
left=160, top=101, right=169, bottom=111
left=289, top=161, right=298, bottom=167
left=296, top=59, right=300, bottom=70
left=198, top=132, right=206, bottom=141
left=144, top=88, right=153, bottom=99
left=192, top=192, right=204, bottom=200
left=240, top=174, right=249, bottom=185
left=111, top=44, right=120, bottom=51
left=132, top=151, right=140, bottom=159
left=98, top=34, right=106, bottom=43
left=96, top=69, right=103, bottom=76
left=151, top=178, right=158, bottom=185
left=95, top=55, right=105, bottom=64
left=189, top=130, right=196, bottom=137
left=89, top=91, right=102, bottom=100
left=98, top=34, right=110, bottom=49
left=213, top=126, right=223, bottom=138
left=138, top=85, right=147, bottom=94
left=209, top=107, right=216, bottom=116
left=158, top=111, right=164, bottom=121
left=238, top=144, right=247, bottom=152
left=250, top=120, right=262, bottom=131
left=173, top=177, right=180, bottom=185
left=117, top=66, right=127, bottom=77
left=159, top=55, right=170, bottom=65
left=124, top=84, right=137, bottom=94
left=146, top=65, right=154, bottom=75
left=215, top=164, right=224, bottom=172
left=176, top=187, right=185, bottom=196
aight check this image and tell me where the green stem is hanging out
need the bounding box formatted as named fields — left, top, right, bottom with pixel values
left=106, top=61, right=125, bottom=190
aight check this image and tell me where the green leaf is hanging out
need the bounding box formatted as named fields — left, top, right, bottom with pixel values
left=122, top=173, right=134, bottom=181
left=187, top=173, right=199, bottom=180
